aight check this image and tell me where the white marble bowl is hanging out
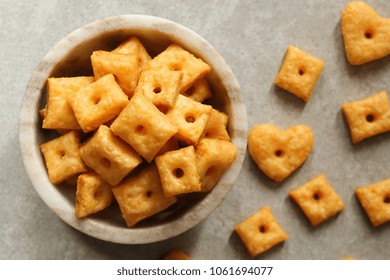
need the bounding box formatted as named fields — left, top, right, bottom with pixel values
left=19, top=15, right=247, bottom=244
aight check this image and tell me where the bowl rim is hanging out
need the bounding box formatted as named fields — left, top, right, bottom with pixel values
left=19, top=14, right=247, bottom=244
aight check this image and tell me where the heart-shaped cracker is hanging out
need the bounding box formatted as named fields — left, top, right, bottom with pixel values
left=341, top=1, right=390, bottom=65
left=248, top=124, right=314, bottom=182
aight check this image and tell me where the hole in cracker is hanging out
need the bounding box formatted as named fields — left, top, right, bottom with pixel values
left=100, top=157, right=111, bottom=168
left=364, top=31, right=373, bottom=39
left=206, top=166, right=217, bottom=177
left=366, top=114, right=375, bottom=123
left=153, top=86, right=161, bottom=94
left=275, top=150, right=284, bottom=157
left=146, top=191, right=152, bottom=198
left=313, top=192, right=321, bottom=200
left=173, top=168, right=184, bottom=178
left=185, top=115, right=195, bottom=123
left=157, top=105, right=169, bottom=114
left=59, top=151, right=66, bottom=159
left=92, top=96, right=101, bottom=105
left=298, top=69, right=305, bottom=76
left=171, top=63, right=182, bottom=71
left=259, top=225, right=267, bottom=233
left=135, top=124, right=144, bottom=133
left=384, top=196, right=390, bottom=204
left=93, top=189, right=103, bottom=200
left=185, top=87, right=194, bottom=96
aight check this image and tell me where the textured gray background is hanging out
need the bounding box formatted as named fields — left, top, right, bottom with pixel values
left=1, top=0, right=389, bottom=259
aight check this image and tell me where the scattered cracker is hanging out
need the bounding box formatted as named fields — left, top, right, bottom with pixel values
left=162, top=249, right=191, bottom=260
left=274, top=45, right=324, bottom=102
left=341, top=1, right=390, bottom=65
left=342, top=90, right=390, bottom=143
left=355, top=178, right=390, bottom=227
left=248, top=124, right=314, bottom=182
left=235, top=206, right=288, bottom=257
left=289, top=174, right=345, bottom=226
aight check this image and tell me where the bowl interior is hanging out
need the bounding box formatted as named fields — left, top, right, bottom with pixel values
left=20, top=15, right=247, bottom=244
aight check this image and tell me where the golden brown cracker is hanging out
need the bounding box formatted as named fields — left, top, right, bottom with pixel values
left=195, top=138, right=237, bottom=192
left=201, top=108, right=230, bottom=141
left=91, top=51, right=139, bottom=97
left=135, top=68, right=183, bottom=111
left=112, top=164, right=177, bottom=227
left=43, top=77, right=94, bottom=130
left=79, top=125, right=142, bottom=186
left=341, top=1, right=390, bottom=65
left=145, top=44, right=211, bottom=92
left=342, top=90, right=390, bottom=143
left=110, top=93, right=178, bottom=162
left=162, top=249, right=191, bottom=260
left=155, top=146, right=201, bottom=197
left=40, top=131, right=88, bottom=184
left=274, top=45, right=324, bottom=102
left=289, top=174, right=345, bottom=226
left=182, top=78, right=213, bottom=102
left=235, top=206, right=288, bottom=257
left=355, top=178, right=390, bottom=227
left=111, top=36, right=151, bottom=68
left=248, top=124, right=314, bottom=182
left=70, top=74, right=129, bottom=133
left=75, top=172, right=114, bottom=218
left=166, top=94, right=212, bottom=145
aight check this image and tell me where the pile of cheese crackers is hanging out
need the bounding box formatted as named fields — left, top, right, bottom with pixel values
left=39, top=37, right=237, bottom=228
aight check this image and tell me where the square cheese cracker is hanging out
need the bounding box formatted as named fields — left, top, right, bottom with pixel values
left=274, top=45, right=324, bottom=102
left=110, top=93, right=178, bottom=162
left=355, top=178, right=390, bottom=227
left=40, top=131, right=88, bottom=184
left=289, top=174, right=344, bottom=226
left=145, top=44, right=211, bottom=92
left=342, top=90, right=390, bottom=143
left=112, top=164, right=177, bottom=227
left=79, top=125, right=142, bottom=186
left=43, top=76, right=94, bottom=130
left=75, top=172, right=114, bottom=218
left=235, top=206, right=288, bottom=257
left=70, top=74, right=129, bottom=133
